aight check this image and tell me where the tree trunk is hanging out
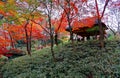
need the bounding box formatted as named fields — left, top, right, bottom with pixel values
left=70, top=31, right=73, bottom=41
left=25, top=30, right=31, bottom=56
left=98, top=19, right=104, bottom=48
left=67, top=16, right=74, bottom=49
left=48, top=14, right=56, bottom=61
left=50, top=34, right=55, bottom=60
left=29, top=23, right=33, bottom=55
left=24, top=20, right=31, bottom=56
left=95, top=0, right=109, bottom=48
left=67, top=16, right=73, bottom=42
left=55, top=33, right=58, bottom=46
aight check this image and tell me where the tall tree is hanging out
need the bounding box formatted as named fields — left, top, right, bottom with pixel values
left=95, top=0, right=110, bottom=48
left=59, top=0, right=78, bottom=42
left=0, top=0, right=19, bottom=49
left=37, top=0, right=56, bottom=60
left=15, top=0, right=41, bottom=55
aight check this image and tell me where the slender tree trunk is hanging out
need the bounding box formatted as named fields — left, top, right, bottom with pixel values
left=48, top=15, right=56, bottom=61
left=67, top=15, right=75, bottom=51
left=95, top=0, right=109, bottom=48
left=70, top=31, right=73, bottom=41
left=25, top=28, right=31, bottom=56
left=66, top=0, right=73, bottom=42
left=50, top=34, right=55, bottom=60
left=98, top=19, right=104, bottom=48
left=29, top=23, right=33, bottom=53
left=67, top=14, right=73, bottom=42
left=55, top=33, right=58, bottom=46
left=24, top=20, right=31, bottom=56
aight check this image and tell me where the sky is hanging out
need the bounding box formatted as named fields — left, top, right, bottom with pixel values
left=97, top=0, right=120, bottom=31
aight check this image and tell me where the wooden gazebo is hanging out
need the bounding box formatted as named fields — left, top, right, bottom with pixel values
left=66, top=16, right=108, bottom=40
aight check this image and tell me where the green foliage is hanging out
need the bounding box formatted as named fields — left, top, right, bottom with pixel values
left=0, top=55, right=8, bottom=70
left=107, top=34, right=115, bottom=40
left=1, top=40, right=120, bottom=78
left=86, top=26, right=99, bottom=32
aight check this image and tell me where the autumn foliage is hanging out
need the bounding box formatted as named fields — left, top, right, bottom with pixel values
left=0, top=0, right=119, bottom=57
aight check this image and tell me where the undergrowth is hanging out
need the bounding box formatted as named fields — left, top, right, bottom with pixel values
left=1, top=40, right=120, bottom=78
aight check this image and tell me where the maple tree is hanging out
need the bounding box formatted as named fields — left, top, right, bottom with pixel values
left=53, top=14, right=68, bottom=45
left=59, top=0, right=79, bottom=42
left=0, top=0, right=119, bottom=58
left=32, top=0, right=68, bottom=61
left=0, top=0, right=21, bottom=49
left=13, top=0, right=43, bottom=55
left=0, top=0, right=45, bottom=56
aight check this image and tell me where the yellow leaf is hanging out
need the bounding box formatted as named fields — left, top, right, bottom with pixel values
left=7, top=0, right=15, bottom=4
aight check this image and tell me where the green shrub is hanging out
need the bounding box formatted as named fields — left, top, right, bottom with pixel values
left=0, top=55, right=8, bottom=70
left=1, top=40, right=120, bottom=78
